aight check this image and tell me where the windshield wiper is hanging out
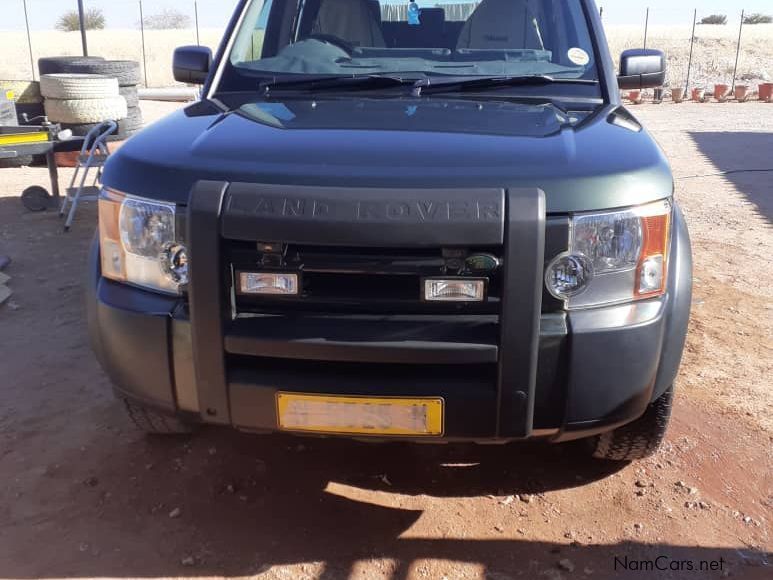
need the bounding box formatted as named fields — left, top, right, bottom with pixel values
left=259, top=74, right=420, bottom=95
left=413, top=75, right=598, bottom=95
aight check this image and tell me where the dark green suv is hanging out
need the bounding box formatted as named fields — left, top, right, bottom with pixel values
left=88, top=0, right=692, bottom=461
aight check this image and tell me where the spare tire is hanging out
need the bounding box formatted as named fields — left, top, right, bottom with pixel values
left=59, top=60, right=142, bottom=87
left=62, top=119, right=128, bottom=140
left=125, top=106, right=144, bottom=131
left=0, top=80, right=42, bottom=104
left=40, top=74, right=119, bottom=100
left=44, top=97, right=128, bottom=124
left=38, top=56, right=104, bottom=76
left=119, top=85, right=139, bottom=108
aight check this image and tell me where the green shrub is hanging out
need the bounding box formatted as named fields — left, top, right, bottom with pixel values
left=700, top=14, right=727, bottom=25
left=142, top=9, right=192, bottom=30
left=743, top=13, right=772, bottom=25
left=56, top=7, right=106, bottom=32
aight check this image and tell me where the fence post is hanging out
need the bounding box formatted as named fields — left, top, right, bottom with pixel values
left=22, top=0, right=35, bottom=81
left=77, top=0, right=89, bottom=56
left=731, top=10, right=745, bottom=91
left=684, top=9, right=697, bottom=96
left=195, top=1, right=200, bottom=46
left=139, top=0, right=149, bottom=87
left=643, top=7, right=650, bottom=49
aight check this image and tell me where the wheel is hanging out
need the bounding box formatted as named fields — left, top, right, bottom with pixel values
left=61, top=119, right=127, bottom=140
left=125, top=105, right=144, bottom=132
left=40, top=73, right=119, bottom=100
left=119, top=85, right=140, bottom=108
left=21, top=185, right=51, bottom=212
left=589, top=387, right=674, bottom=461
left=44, top=96, right=128, bottom=124
left=38, top=56, right=104, bottom=76
left=59, top=60, right=142, bottom=87
left=122, top=399, right=195, bottom=435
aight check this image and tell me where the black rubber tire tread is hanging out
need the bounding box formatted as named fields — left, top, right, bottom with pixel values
left=0, top=155, right=34, bottom=168
left=124, top=106, right=144, bottom=132
left=59, top=60, right=142, bottom=87
left=122, top=399, right=194, bottom=435
left=62, top=118, right=127, bottom=138
left=590, top=387, right=674, bottom=461
left=38, top=56, right=104, bottom=76
left=119, top=85, right=139, bottom=108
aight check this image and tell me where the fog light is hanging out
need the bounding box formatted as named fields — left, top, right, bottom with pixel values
left=161, top=243, right=189, bottom=285
left=638, top=255, right=664, bottom=294
left=239, top=272, right=299, bottom=295
left=423, top=278, right=486, bottom=302
left=545, top=253, right=593, bottom=300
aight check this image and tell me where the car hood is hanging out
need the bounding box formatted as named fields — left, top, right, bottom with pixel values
left=103, top=96, right=672, bottom=213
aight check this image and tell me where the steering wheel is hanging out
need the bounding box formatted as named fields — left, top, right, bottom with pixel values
left=305, top=34, right=355, bottom=56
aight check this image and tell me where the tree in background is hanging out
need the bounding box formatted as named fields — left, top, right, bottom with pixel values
left=699, top=14, right=727, bottom=25
left=141, top=8, right=192, bottom=30
left=56, top=7, right=106, bottom=32
left=743, top=13, right=772, bottom=25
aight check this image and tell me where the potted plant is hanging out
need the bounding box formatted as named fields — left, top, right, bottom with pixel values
left=671, top=87, right=685, bottom=103
left=734, top=85, right=749, bottom=102
left=628, top=90, right=642, bottom=104
left=692, top=87, right=706, bottom=102
left=760, top=83, right=773, bottom=102
left=713, top=84, right=730, bottom=102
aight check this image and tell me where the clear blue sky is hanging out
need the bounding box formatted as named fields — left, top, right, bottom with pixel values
left=2, top=0, right=768, bottom=30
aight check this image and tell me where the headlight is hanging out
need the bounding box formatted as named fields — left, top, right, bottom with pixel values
left=546, top=199, right=672, bottom=309
left=99, top=189, right=188, bottom=294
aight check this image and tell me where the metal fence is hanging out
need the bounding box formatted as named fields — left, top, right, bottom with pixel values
left=3, top=1, right=772, bottom=90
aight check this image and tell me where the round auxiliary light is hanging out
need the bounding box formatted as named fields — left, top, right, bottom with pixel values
left=545, top=252, right=594, bottom=300
left=161, top=243, right=189, bottom=285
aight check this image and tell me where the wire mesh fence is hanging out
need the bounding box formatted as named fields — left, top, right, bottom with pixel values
left=1, top=1, right=771, bottom=89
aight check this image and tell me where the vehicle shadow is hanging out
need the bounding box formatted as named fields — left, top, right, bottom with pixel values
left=687, top=131, right=773, bottom=223
left=5, top=425, right=771, bottom=580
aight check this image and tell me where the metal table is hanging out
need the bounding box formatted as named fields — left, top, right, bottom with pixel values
left=0, top=123, right=62, bottom=211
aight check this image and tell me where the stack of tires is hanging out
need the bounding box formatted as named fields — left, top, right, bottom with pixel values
left=38, top=57, right=143, bottom=140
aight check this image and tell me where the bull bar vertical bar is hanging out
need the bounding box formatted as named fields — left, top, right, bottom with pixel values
left=188, top=181, right=231, bottom=424
left=496, top=189, right=546, bottom=437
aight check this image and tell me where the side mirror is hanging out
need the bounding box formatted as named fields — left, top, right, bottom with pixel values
left=618, top=49, right=666, bottom=90
left=173, top=46, right=212, bottom=85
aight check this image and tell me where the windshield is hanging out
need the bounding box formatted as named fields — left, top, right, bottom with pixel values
left=218, top=0, right=598, bottom=90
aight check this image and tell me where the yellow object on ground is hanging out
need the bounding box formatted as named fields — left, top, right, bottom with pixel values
left=0, top=131, right=49, bottom=146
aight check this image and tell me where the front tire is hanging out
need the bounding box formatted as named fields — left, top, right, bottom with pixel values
left=589, top=387, right=674, bottom=461
left=122, top=399, right=195, bottom=435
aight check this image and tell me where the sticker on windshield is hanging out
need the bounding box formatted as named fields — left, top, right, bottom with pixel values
left=568, top=48, right=590, bottom=66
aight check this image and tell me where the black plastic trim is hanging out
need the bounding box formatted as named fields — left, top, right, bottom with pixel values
left=187, top=180, right=231, bottom=423
left=221, top=183, right=505, bottom=247
left=224, top=315, right=499, bottom=364
left=497, top=189, right=546, bottom=437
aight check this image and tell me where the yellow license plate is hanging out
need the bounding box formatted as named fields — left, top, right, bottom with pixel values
left=276, top=393, right=444, bottom=436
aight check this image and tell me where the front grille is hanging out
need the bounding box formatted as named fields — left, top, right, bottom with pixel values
left=227, top=242, right=503, bottom=315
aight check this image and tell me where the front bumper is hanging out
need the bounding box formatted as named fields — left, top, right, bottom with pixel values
left=87, top=185, right=692, bottom=443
